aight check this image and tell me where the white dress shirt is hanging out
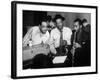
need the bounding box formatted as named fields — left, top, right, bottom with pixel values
left=23, top=26, right=50, bottom=47
left=50, top=27, right=72, bottom=48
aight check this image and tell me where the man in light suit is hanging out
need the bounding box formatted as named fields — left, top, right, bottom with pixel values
left=23, top=18, right=52, bottom=69
left=49, top=14, right=72, bottom=56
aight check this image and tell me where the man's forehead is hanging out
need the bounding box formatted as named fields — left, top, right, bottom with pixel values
left=41, top=21, right=47, bottom=24
left=41, top=21, right=48, bottom=28
left=56, top=19, right=62, bottom=22
left=74, top=21, right=79, bottom=25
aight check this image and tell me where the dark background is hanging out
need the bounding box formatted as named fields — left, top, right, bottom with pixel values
left=23, top=10, right=91, bottom=37
left=23, top=10, right=47, bottom=37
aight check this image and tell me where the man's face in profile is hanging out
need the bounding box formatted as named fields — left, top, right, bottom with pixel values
left=74, top=22, right=80, bottom=31
left=56, top=19, right=63, bottom=30
left=49, top=21, right=55, bottom=28
left=40, top=21, right=48, bottom=34
left=82, top=22, right=87, bottom=27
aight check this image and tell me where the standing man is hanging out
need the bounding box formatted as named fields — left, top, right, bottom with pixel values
left=49, top=14, right=72, bottom=56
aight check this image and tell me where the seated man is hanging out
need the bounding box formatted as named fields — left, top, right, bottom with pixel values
left=49, top=14, right=72, bottom=56
left=71, top=18, right=83, bottom=66
left=23, top=18, right=52, bottom=69
left=82, top=18, right=90, bottom=44
left=81, top=18, right=91, bottom=66
left=47, top=15, right=56, bottom=33
left=23, top=19, right=50, bottom=47
left=71, top=18, right=90, bottom=66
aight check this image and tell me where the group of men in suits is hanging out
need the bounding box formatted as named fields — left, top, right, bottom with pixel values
left=23, top=14, right=91, bottom=68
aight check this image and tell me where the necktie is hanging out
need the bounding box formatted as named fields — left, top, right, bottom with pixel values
left=60, top=30, right=63, bottom=47
left=59, top=30, right=63, bottom=55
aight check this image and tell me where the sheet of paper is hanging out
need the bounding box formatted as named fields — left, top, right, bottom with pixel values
left=53, top=56, right=67, bottom=64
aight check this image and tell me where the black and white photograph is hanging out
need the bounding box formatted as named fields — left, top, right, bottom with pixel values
left=23, top=10, right=91, bottom=69
left=11, top=1, right=97, bottom=79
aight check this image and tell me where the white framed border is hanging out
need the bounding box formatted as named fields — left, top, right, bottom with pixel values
left=11, top=1, right=97, bottom=79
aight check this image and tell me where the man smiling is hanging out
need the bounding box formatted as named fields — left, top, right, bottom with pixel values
left=23, top=18, right=50, bottom=47
left=49, top=14, right=72, bottom=55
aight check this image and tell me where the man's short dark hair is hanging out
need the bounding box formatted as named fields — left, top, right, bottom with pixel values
left=74, top=18, right=82, bottom=25
left=82, top=18, right=87, bottom=24
left=39, top=17, right=48, bottom=25
left=47, top=15, right=52, bottom=22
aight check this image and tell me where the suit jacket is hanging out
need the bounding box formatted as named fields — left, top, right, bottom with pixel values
left=71, top=29, right=83, bottom=45
left=71, top=24, right=90, bottom=46
left=82, top=24, right=91, bottom=42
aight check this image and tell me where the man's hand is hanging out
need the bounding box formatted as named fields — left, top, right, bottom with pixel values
left=62, top=40, right=67, bottom=46
left=50, top=45, right=57, bottom=55
left=71, top=47, right=75, bottom=55
left=51, top=48, right=57, bottom=54
left=73, top=42, right=81, bottom=48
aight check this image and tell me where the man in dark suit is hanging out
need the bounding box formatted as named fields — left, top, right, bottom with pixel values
left=71, top=18, right=91, bottom=66
left=82, top=19, right=90, bottom=43
left=81, top=18, right=91, bottom=66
